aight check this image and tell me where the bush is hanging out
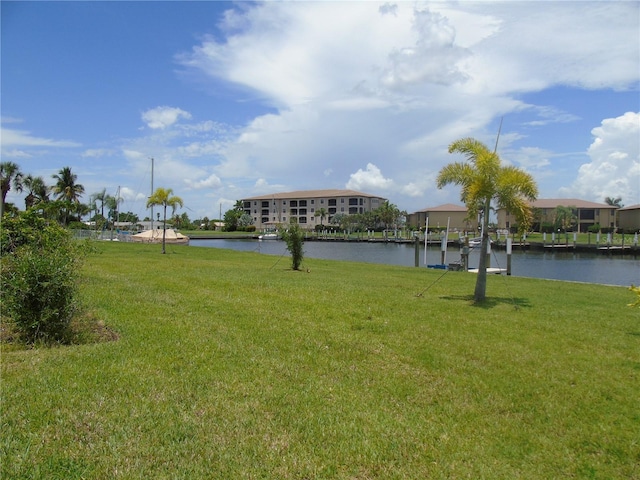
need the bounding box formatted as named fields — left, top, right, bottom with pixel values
left=281, top=223, right=304, bottom=270
left=1, top=211, right=85, bottom=344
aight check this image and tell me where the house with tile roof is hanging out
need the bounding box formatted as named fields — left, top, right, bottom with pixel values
left=407, top=204, right=478, bottom=232
left=617, top=204, right=640, bottom=232
left=496, top=198, right=618, bottom=232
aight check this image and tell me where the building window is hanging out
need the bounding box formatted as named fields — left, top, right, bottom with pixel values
left=329, top=207, right=336, bottom=214
left=290, top=200, right=298, bottom=207
left=299, top=217, right=307, bottom=224
left=261, top=209, right=269, bottom=215
left=282, top=217, right=286, bottom=222
left=341, top=207, right=345, bottom=212
left=311, top=208, right=315, bottom=213
left=321, top=199, right=325, bottom=204
left=299, top=200, right=307, bottom=207
left=291, top=209, right=298, bottom=215
left=341, top=198, right=345, bottom=203
left=360, top=199, right=364, bottom=205
left=299, top=208, right=307, bottom=215
left=328, top=199, right=337, bottom=206
left=283, top=200, right=287, bottom=205
left=349, top=207, right=358, bottom=214
left=261, top=217, right=269, bottom=224
left=349, top=198, right=358, bottom=205
left=311, top=200, right=315, bottom=204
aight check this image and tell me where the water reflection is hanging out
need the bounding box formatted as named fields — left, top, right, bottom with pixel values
left=190, top=239, right=639, bottom=287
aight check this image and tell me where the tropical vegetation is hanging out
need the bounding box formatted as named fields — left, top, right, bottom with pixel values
left=146, top=187, right=185, bottom=254
left=438, top=137, right=538, bottom=303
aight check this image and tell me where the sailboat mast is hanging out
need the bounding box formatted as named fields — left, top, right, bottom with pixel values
left=150, top=157, right=154, bottom=231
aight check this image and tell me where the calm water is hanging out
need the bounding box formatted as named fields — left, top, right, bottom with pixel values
left=190, top=239, right=639, bottom=287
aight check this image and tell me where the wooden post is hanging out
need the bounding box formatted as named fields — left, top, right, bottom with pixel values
left=506, top=238, right=512, bottom=275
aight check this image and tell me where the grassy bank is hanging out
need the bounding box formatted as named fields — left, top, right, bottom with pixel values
left=2, top=242, right=638, bottom=479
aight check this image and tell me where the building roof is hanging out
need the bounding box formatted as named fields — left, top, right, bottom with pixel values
left=529, top=198, right=617, bottom=209
left=243, top=189, right=386, bottom=200
left=617, top=203, right=640, bottom=211
left=415, top=203, right=467, bottom=213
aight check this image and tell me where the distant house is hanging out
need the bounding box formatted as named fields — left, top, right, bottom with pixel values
left=496, top=199, right=618, bottom=232
left=241, top=189, right=387, bottom=230
left=617, top=204, right=640, bottom=232
left=407, top=204, right=478, bottom=232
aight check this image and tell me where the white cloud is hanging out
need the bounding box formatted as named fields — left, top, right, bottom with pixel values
left=185, top=174, right=223, bottom=190
left=82, top=148, right=114, bottom=158
left=173, top=2, right=638, bottom=212
left=346, top=163, right=394, bottom=192
left=141, top=106, right=192, bottom=129
left=561, top=112, right=640, bottom=204
left=0, top=127, right=80, bottom=148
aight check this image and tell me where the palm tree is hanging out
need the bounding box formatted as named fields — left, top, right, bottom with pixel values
left=314, top=207, right=328, bottom=227
left=92, top=188, right=108, bottom=218
left=23, top=175, right=50, bottom=210
left=437, top=137, right=538, bottom=303
left=146, top=187, right=184, bottom=254
left=1, top=161, right=24, bottom=218
left=52, top=167, right=85, bottom=225
left=604, top=196, right=623, bottom=208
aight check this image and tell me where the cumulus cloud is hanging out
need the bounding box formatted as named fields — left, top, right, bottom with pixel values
left=185, top=174, right=223, bottom=190
left=561, top=112, right=640, bottom=204
left=346, top=163, right=394, bottom=192
left=142, top=106, right=192, bottom=129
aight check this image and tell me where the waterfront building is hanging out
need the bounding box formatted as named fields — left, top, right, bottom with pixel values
left=407, top=204, right=478, bottom=232
left=496, top=199, right=618, bottom=232
left=617, top=204, right=640, bottom=232
left=242, top=189, right=387, bottom=230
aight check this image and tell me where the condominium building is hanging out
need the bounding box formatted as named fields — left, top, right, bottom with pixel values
left=496, top=198, right=618, bottom=232
left=242, top=189, right=387, bottom=230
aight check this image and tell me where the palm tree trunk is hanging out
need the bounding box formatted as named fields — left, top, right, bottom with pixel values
left=474, top=199, right=491, bottom=303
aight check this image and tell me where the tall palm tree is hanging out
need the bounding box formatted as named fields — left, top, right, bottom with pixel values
left=1, top=161, right=24, bottom=218
left=52, top=167, right=85, bottom=225
left=146, top=187, right=184, bottom=254
left=437, top=137, right=538, bottom=303
left=92, top=188, right=108, bottom=218
left=23, top=175, right=50, bottom=210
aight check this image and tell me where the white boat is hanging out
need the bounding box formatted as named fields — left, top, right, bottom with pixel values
left=131, top=228, right=189, bottom=245
left=258, top=232, right=279, bottom=240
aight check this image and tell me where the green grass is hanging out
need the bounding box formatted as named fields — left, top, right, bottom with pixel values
left=2, top=242, right=639, bottom=479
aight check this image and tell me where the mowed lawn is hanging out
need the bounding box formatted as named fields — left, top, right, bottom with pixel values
left=2, top=242, right=638, bottom=479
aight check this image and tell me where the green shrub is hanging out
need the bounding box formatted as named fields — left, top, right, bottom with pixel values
left=281, top=222, right=304, bottom=270
left=1, top=211, right=85, bottom=344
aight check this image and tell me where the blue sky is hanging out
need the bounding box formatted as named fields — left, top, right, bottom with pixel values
left=2, top=1, right=639, bottom=221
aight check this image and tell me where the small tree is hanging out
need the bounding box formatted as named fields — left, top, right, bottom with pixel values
left=146, top=187, right=184, bottom=254
left=281, top=222, right=305, bottom=270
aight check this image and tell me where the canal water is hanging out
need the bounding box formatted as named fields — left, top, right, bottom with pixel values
left=190, top=239, right=639, bottom=287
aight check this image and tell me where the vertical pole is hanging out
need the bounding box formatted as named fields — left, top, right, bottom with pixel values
left=423, top=218, right=428, bottom=265
left=150, top=157, right=154, bottom=232
left=440, top=236, right=446, bottom=265
left=506, top=238, right=512, bottom=275
left=486, top=237, right=491, bottom=268
left=414, top=235, right=419, bottom=267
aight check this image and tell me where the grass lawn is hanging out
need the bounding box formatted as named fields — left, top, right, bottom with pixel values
left=2, top=242, right=639, bottom=479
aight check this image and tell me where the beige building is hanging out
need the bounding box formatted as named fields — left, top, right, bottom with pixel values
left=242, top=189, right=387, bottom=230
left=617, top=204, right=640, bottom=232
left=497, top=198, right=618, bottom=232
left=407, top=204, right=478, bottom=232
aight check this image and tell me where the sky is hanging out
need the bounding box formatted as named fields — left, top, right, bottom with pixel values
left=2, top=1, right=639, bottom=221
